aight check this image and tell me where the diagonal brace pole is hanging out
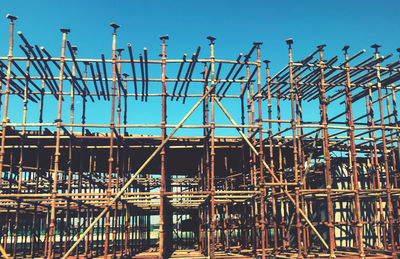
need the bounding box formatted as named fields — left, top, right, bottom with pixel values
left=0, top=243, right=9, bottom=259
left=62, top=80, right=220, bottom=259
left=213, top=94, right=330, bottom=250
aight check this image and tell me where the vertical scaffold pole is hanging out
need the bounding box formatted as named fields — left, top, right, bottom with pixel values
left=159, top=34, right=169, bottom=259
left=48, top=27, right=69, bottom=259
left=105, top=22, right=119, bottom=258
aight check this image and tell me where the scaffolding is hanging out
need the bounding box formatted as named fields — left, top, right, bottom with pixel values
left=0, top=15, right=399, bottom=259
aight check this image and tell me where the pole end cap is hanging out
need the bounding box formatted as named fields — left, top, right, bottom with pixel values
left=207, top=36, right=216, bottom=44
left=371, top=43, right=381, bottom=49
left=110, top=23, right=120, bottom=29
left=6, top=14, right=18, bottom=21
left=160, top=35, right=169, bottom=41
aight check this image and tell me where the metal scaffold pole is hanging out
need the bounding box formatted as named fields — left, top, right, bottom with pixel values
left=0, top=14, right=399, bottom=259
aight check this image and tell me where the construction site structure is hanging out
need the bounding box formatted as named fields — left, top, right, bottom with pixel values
left=0, top=15, right=400, bottom=259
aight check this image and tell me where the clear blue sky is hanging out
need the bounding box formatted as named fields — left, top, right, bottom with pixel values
left=2, top=0, right=399, bottom=66
left=2, top=0, right=399, bottom=70
left=1, top=0, right=399, bottom=136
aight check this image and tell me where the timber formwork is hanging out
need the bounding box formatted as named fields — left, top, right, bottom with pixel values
left=0, top=15, right=399, bottom=259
